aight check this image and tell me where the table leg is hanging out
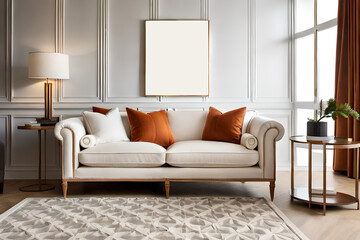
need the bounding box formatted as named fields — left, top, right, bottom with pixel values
left=323, top=144, right=326, bottom=216
left=308, top=143, right=312, bottom=208
left=19, top=128, right=55, bottom=192
left=356, top=148, right=359, bottom=210
left=38, top=130, right=42, bottom=189
left=44, top=130, right=47, bottom=185
left=291, top=141, right=294, bottom=198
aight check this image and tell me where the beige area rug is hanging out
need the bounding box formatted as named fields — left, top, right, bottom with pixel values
left=0, top=197, right=308, bottom=240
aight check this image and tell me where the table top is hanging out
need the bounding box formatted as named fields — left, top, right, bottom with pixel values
left=18, top=125, right=55, bottom=130
left=290, top=135, right=360, bottom=147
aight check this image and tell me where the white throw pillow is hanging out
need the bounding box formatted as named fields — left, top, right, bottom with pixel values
left=82, top=108, right=129, bottom=144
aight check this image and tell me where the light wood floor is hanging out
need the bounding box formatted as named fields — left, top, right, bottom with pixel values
left=0, top=171, right=359, bottom=240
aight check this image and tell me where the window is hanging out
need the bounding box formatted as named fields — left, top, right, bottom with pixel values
left=294, top=0, right=338, bottom=168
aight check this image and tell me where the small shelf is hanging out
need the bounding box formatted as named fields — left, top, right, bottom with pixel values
left=291, top=187, right=358, bottom=206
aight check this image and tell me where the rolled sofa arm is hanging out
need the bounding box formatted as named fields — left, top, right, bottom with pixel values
left=248, top=116, right=285, bottom=179
left=54, top=117, right=86, bottom=179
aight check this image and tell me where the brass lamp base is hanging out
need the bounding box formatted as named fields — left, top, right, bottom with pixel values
left=44, top=81, right=53, bottom=120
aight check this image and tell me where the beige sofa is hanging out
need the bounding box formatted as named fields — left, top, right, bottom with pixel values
left=54, top=110, right=284, bottom=200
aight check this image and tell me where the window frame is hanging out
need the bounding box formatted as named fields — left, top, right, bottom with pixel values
left=293, top=0, right=338, bottom=169
left=293, top=0, right=338, bottom=116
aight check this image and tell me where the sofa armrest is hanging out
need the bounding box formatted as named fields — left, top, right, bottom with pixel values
left=54, top=117, right=86, bottom=179
left=248, top=116, right=285, bottom=179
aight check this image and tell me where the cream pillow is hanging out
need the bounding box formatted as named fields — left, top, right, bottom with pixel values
left=82, top=108, right=129, bottom=144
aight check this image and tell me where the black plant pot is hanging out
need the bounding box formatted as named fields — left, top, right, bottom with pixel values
left=307, top=121, right=328, bottom=137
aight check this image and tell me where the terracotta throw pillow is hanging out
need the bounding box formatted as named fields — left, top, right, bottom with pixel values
left=92, top=106, right=111, bottom=115
left=126, top=108, right=175, bottom=148
left=202, top=106, right=247, bottom=144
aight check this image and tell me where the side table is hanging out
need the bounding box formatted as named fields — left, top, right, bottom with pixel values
left=17, top=125, right=56, bottom=192
left=290, top=136, right=360, bottom=215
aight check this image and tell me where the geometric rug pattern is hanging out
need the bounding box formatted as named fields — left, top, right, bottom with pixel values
left=0, top=197, right=308, bottom=239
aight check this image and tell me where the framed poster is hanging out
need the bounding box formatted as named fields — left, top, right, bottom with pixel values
left=145, top=20, right=209, bottom=96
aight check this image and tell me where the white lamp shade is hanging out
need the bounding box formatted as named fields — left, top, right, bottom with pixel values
left=28, top=52, right=69, bottom=79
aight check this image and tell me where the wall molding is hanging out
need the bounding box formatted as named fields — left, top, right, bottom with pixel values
left=252, top=0, right=291, bottom=103
left=0, top=116, right=10, bottom=178
left=59, top=0, right=102, bottom=103
left=56, top=0, right=64, bottom=103
left=249, top=0, right=256, bottom=103
left=0, top=0, right=12, bottom=102
left=104, top=0, right=158, bottom=103
left=200, top=0, right=209, bottom=20
left=5, top=0, right=12, bottom=103
left=101, top=0, right=107, bottom=102
left=149, top=0, right=159, bottom=20
left=207, top=0, right=251, bottom=102
left=2, top=0, right=292, bottom=104
left=0, top=101, right=293, bottom=113
left=9, top=0, right=59, bottom=103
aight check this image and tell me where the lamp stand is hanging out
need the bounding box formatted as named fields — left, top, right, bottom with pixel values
left=44, top=79, right=53, bottom=120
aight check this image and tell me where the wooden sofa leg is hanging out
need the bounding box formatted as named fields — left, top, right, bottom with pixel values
left=165, top=180, right=170, bottom=199
left=269, top=181, right=275, bottom=201
left=62, top=180, right=68, bottom=199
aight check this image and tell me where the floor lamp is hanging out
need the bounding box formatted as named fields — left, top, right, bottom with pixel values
left=28, top=52, right=69, bottom=120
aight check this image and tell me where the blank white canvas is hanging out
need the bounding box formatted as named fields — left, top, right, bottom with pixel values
left=145, top=21, right=209, bottom=96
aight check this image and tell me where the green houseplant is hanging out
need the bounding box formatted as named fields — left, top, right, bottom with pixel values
left=307, top=98, right=359, bottom=137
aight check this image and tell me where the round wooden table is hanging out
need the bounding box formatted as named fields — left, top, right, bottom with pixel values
left=289, top=136, right=360, bottom=215
left=17, top=125, right=56, bottom=192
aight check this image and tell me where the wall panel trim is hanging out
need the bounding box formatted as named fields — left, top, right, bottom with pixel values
left=56, top=0, right=65, bottom=103
left=253, top=0, right=291, bottom=103
left=10, top=0, right=59, bottom=103
left=59, top=0, right=102, bottom=102
left=0, top=0, right=12, bottom=102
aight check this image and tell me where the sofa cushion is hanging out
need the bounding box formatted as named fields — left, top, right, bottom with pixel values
left=166, top=140, right=258, bottom=167
left=79, top=142, right=166, bottom=167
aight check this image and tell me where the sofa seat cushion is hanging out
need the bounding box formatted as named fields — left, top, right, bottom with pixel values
left=166, top=140, right=259, bottom=167
left=79, top=142, right=166, bottom=167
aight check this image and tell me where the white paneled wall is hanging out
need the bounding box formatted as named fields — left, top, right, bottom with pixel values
left=159, top=0, right=201, bottom=19
left=0, top=0, right=292, bottom=179
left=62, top=0, right=101, bottom=102
left=255, top=0, right=290, bottom=102
left=11, top=0, right=56, bottom=102
left=210, top=0, right=250, bottom=101
left=107, top=0, right=151, bottom=101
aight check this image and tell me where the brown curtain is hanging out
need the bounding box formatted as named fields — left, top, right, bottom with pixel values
left=333, top=0, right=360, bottom=177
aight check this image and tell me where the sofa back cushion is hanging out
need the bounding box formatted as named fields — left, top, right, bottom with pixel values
left=166, top=110, right=256, bottom=142
left=120, top=112, right=131, bottom=139
left=166, top=111, right=207, bottom=142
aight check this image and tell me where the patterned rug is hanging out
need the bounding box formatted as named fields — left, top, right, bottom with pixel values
left=0, top=197, right=308, bottom=239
